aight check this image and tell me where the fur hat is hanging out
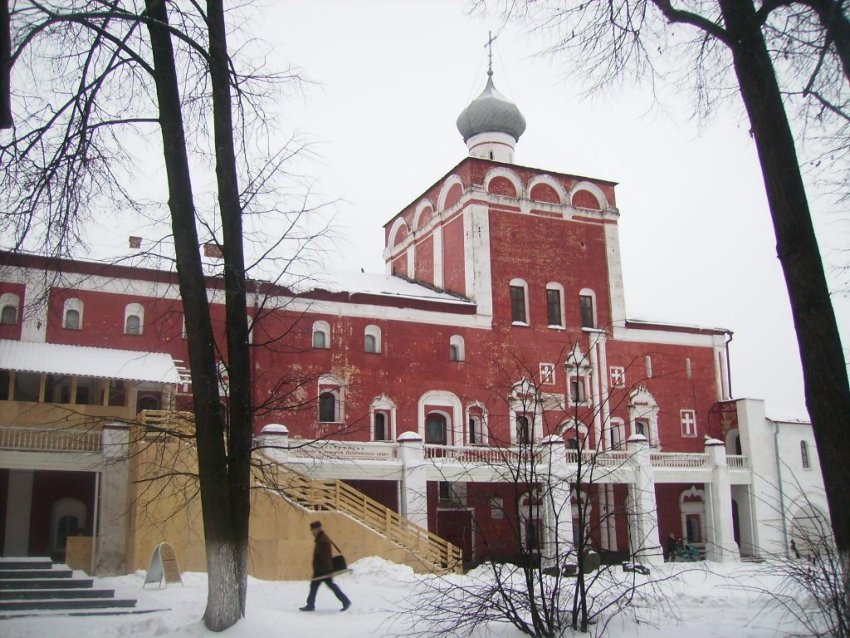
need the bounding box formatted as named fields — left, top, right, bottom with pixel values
left=309, top=521, right=322, bottom=530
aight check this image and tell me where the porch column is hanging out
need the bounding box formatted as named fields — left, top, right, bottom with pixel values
left=626, top=434, right=663, bottom=564
left=97, top=422, right=130, bottom=575
left=258, top=424, right=290, bottom=464
left=3, top=470, right=34, bottom=556
left=397, top=431, right=427, bottom=529
left=705, top=438, right=740, bottom=562
left=541, top=435, right=574, bottom=570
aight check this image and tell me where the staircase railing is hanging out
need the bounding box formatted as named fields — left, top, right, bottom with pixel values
left=137, top=410, right=463, bottom=573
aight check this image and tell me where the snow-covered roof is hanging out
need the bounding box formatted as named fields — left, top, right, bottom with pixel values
left=0, top=339, right=180, bottom=384
left=625, top=317, right=730, bottom=335
left=298, top=271, right=472, bottom=305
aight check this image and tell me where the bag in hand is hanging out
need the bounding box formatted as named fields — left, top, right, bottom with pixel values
left=332, top=554, right=347, bottom=572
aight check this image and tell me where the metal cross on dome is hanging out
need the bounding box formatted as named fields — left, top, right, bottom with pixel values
left=485, top=30, right=497, bottom=76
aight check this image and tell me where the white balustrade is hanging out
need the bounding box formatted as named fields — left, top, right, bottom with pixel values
left=726, top=454, right=750, bottom=470
left=649, top=452, right=709, bottom=468
left=0, top=426, right=102, bottom=453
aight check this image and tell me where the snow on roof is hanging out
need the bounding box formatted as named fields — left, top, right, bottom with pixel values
left=626, top=317, right=730, bottom=334
left=0, top=339, right=180, bottom=384
left=296, top=270, right=472, bottom=305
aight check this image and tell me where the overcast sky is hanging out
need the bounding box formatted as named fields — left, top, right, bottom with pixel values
left=83, top=0, right=848, bottom=420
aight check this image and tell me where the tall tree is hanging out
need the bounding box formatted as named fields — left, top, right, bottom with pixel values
left=498, top=0, right=850, bottom=586
left=1, top=1, right=310, bottom=630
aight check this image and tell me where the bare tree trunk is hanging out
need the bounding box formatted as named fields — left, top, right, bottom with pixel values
left=144, top=1, right=241, bottom=631
left=206, top=0, right=252, bottom=616
left=719, top=0, right=850, bottom=581
left=0, top=0, right=11, bottom=128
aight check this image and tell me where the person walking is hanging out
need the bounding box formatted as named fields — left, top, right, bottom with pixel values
left=299, top=521, right=351, bottom=612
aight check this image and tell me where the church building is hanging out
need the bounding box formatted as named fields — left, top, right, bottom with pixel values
left=0, top=66, right=829, bottom=577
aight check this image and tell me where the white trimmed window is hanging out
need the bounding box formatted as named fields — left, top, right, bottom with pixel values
left=63, top=298, right=84, bottom=330
left=545, top=283, right=564, bottom=328
left=610, top=366, right=625, bottom=388
left=680, top=409, right=697, bottom=438
left=578, top=288, right=596, bottom=328
left=515, top=414, right=531, bottom=445
left=0, top=293, right=20, bottom=325
left=608, top=418, right=625, bottom=450
left=509, top=278, right=529, bottom=325
left=449, top=335, right=465, bottom=362
left=364, top=324, right=382, bottom=353
left=124, top=303, right=144, bottom=335
left=568, top=376, right=589, bottom=405
left=312, top=320, right=330, bottom=349
left=318, top=375, right=343, bottom=423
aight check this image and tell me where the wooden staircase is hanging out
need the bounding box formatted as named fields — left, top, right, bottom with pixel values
left=137, top=410, right=463, bottom=574
left=0, top=558, right=136, bottom=616
left=260, top=463, right=463, bottom=574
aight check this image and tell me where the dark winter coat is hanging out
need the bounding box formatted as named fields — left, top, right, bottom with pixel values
left=312, top=530, right=334, bottom=578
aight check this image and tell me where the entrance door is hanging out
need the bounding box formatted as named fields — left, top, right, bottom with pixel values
left=437, top=509, right=473, bottom=567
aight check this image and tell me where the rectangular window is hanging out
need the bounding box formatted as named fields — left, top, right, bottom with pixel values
left=45, top=374, right=72, bottom=403
left=490, top=497, right=504, bottom=519
left=14, top=372, right=41, bottom=402
left=539, top=363, right=555, bottom=385
left=579, top=295, right=594, bottom=328
left=0, top=369, right=10, bottom=400
left=610, top=366, right=625, bottom=388
left=681, top=410, right=697, bottom=437
left=516, top=415, right=530, bottom=444
left=510, top=286, right=527, bottom=323
left=546, top=289, right=562, bottom=326
left=75, top=377, right=104, bottom=406
left=569, top=378, right=585, bottom=403
left=108, top=380, right=127, bottom=407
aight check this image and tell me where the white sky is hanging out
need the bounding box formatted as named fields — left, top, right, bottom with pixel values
left=81, top=0, right=849, bottom=420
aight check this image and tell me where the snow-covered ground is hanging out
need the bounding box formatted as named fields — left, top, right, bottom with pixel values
left=1, top=558, right=811, bottom=637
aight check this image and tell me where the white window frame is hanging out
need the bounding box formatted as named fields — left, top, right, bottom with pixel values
left=509, top=278, right=529, bottom=326
left=318, top=374, right=343, bottom=423
left=608, top=418, right=625, bottom=450
left=0, top=292, right=20, bottom=325
left=545, top=282, right=565, bottom=328
left=124, top=302, right=144, bottom=335
left=449, top=335, right=465, bottom=362
left=578, top=288, right=597, bottom=329
left=312, top=320, right=331, bottom=349
left=63, top=297, right=84, bottom=330
left=364, top=324, right=382, bottom=353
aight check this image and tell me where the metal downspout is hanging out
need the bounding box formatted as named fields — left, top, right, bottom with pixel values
left=773, top=420, right=790, bottom=558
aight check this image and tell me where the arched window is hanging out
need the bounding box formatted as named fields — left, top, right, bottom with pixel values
left=63, top=298, right=84, bottom=330
left=364, top=325, right=381, bottom=353
left=0, top=293, right=20, bottom=325
left=468, top=410, right=488, bottom=445
left=124, top=303, right=144, bottom=335
left=801, top=441, right=811, bottom=469
left=374, top=412, right=388, bottom=441
left=312, top=320, right=330, bottom=349
left=319, top=392, right=338, bottom=422
left=608, top=419, right=625, bottom=450
left=579, top=289, right=596, bottom=328
left=509, top=278, right=529, bottom=324
left=545, top=283, right=564, bottom=328
left=449, top=335, right=465, bottom=362
left=425, top=413, right=447, bottom=445
left=137, top=395, right=160, bottom=412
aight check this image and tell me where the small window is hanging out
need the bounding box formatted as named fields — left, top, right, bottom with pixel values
left=469, top=415, right=486, bottom=445
left=516, top=415, right=530, bottom=445
left=569, top=378, right=586, bottom=404
left=449, top=335, right=465, bottom=362
left=680, top=409, right=697, bottom=438
left=509, top=279, right=528, bottom=324
left=1, top=305, right=17, bottom=325
left=312, top=320, right=330, bottom=349
left=364, top=325, right=382, bottom=353
left=610, top=366, right=625, bottom=388
left=63, top=297, right=84, bottom=330
left=609, top=420, right=624, bottom=449
left=635, top=420, right=648, bottom=437
left=546, top=286, right=563, bottom=327
left=125, top=314, right=141, bottom=335
left=319, top=391, right=337, bottom=423
left=579, top=294, right=594, bottom=328
left=374, top=412, right=388, bottom=441
left=0, top=293, right=20, bottom=325
left=801, top=441, right=811, bottom=469
left=124, top=303, right=144, bottom=335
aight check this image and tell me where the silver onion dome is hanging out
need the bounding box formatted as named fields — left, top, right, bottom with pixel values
left=456, top=73, right=526, bottom=143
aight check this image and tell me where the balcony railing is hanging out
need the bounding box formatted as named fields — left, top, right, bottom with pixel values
left=0, top=426, right=102, bottom=453
left=727, top=454, right=750, bottom=470
left=650, top=453, right=709, bottom=468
